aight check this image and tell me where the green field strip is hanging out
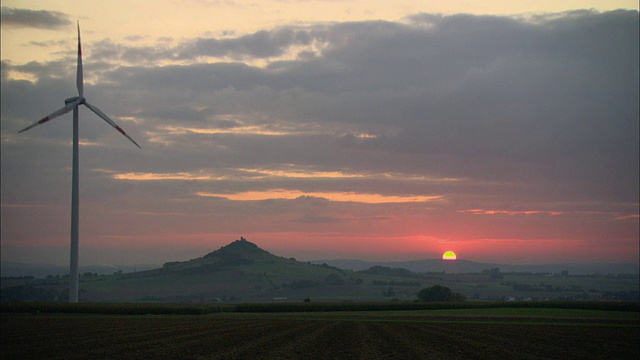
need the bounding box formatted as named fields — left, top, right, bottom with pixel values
left=267, top=315, right=640, bottom=327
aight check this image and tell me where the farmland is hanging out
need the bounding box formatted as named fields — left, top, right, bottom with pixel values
left=2, top=303, right=638, bottom=359
left=2, top=239, right=638, bottom=303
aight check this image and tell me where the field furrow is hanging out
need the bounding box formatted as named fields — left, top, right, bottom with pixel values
left=1, top=313, right=638, bottom=360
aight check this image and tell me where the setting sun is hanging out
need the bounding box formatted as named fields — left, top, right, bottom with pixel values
left=442, top=251, right=457, bottom=261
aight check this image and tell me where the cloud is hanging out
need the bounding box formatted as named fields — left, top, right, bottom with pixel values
left=196, top=189, right=442, bottom=203
left=1, top=7, right=71, bottom=29
left=109, top=171, right=228, bottom=181
left=177, top=27, right=316, bottom=60
left=1, top=10, right=638, bottom=263
left=290, top=214, right=343, bottom=224
left=461, top=209, right=564, bottom=216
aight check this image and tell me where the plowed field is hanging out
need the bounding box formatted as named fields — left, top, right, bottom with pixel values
left=2, top=313, right=638, bottom=359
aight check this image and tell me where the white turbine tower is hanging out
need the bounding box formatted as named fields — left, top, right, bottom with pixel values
left=18, top=22, right=140, bottom=302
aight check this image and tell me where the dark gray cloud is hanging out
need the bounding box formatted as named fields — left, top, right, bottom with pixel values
left=133, top=105, right=216, bottom=123
left=1, top=7, right=71, bottom=29
left=98, top=10, right=638, bottom=200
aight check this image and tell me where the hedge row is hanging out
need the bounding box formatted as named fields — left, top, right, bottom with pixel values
left=2, top=300, right=638, bottom=315
left=0, top=302, right=230, bottom=315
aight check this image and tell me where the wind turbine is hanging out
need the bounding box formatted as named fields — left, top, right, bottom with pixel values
left=18, top=22, right=140, bottom=302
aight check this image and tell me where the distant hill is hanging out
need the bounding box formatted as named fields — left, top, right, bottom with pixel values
left=0, top=262, right=160, bottom=278
left=2, top=238, right=356, bottom=302
left=310, top=259, right=639, bottom=275
left=5, top=241, right=636, bottom=279
left=75, top=238, right=353, bottom=302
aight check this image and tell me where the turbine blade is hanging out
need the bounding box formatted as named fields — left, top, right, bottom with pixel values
left=18, top=102, right=77, bottom=133
left=84, top=101, right=141, bottom=148
left=76, top=21, right=84, bottom=97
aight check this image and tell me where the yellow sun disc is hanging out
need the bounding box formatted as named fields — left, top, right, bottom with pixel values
left=442, top=251, right=457, bottom=260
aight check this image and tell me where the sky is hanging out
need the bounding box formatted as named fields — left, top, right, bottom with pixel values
left=1, top=1, right=638, bottom=267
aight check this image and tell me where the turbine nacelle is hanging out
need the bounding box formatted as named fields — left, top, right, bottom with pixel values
left=65, top=96, right=85, bottom=105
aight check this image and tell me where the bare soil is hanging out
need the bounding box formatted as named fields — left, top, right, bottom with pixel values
left=1, top=313, right=638, bottom=359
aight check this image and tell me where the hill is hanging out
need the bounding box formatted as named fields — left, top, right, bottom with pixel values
left=75, top=238, right=357, bottom=302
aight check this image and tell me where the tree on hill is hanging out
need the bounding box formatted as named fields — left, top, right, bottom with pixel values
left=416, top=285, right=466, bottom=302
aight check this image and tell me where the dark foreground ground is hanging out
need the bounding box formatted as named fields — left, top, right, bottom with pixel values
left=2, top=310, right=638, bottom=360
